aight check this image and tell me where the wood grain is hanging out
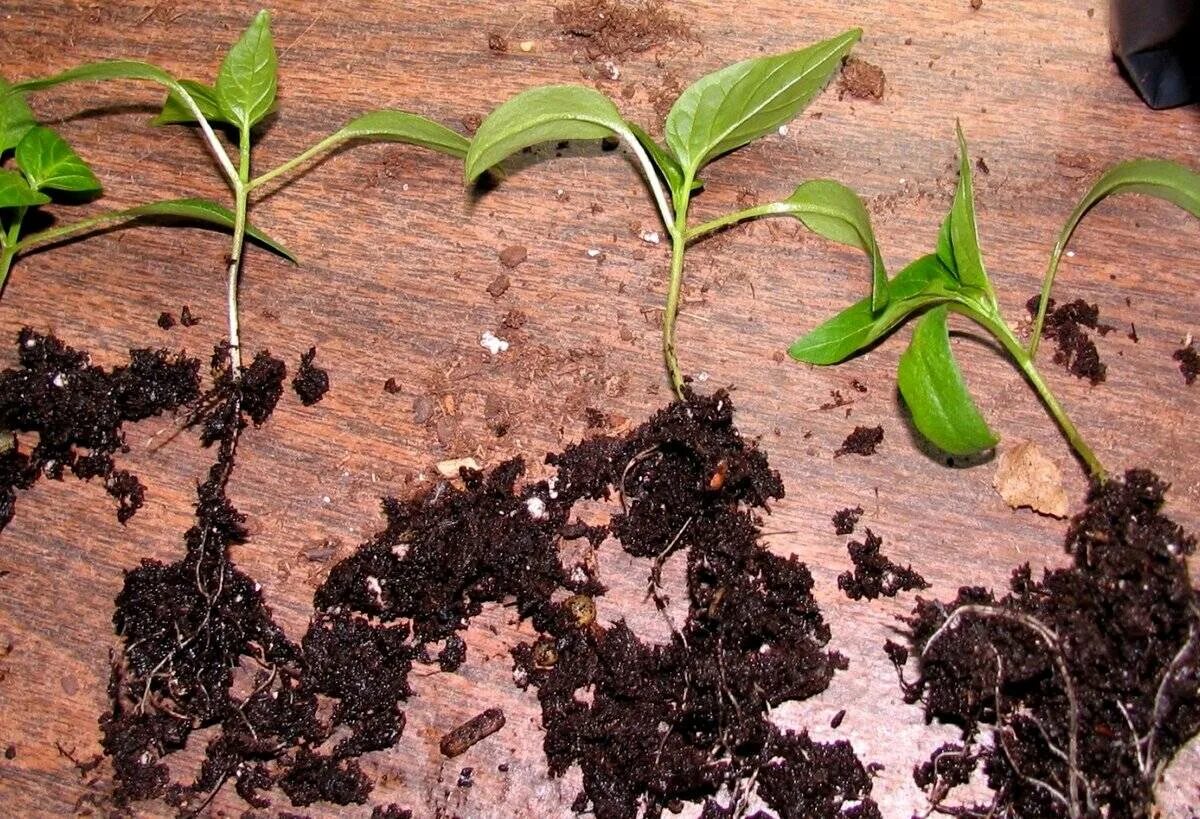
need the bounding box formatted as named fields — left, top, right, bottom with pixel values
left=1, top=1, right=1198, bottom=816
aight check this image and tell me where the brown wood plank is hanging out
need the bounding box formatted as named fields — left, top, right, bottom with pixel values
left=1, top=1, right=1198, bottom=815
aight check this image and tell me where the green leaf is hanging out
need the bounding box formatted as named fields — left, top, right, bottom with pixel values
left=465, top=85, right=628, bottom=183
left=0, top=77, right=37, bottom=154
left=216, top=9, right=278, bottom=133
left=936, top=123, right=990, bottom=296
left=898, top=305, right=998, bottom=456
left=789, top=254, right=958, bottom=365
left=13, top=60, right=179, bottom=95
left=152, top=79, right=225, bottom=126
left=772, top=179, right=888, bottom=311
left=15, top=197, right=295, bottom=261
left=0, top=168, right=51, bottom=208
left=665, top=29, right=860, bottom=176
left=1047, top=158, right=1200, bottom=285
left=328, top=110, right=470, bottom=158
left=15, top=126, right=101, bottom=193
left=124, top=198, right=295, bottom=261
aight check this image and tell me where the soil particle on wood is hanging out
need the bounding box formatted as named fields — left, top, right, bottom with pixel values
left=487, top=32, right=508, bottom=52
left=837, top=529, right=929, bottom=601
left=156, top=311, right=176, bottom=330
left=839, top=57, right=886, bottom=100
left=498, top=245, right=527, bottom=269
left=292, top=347, right=330, bottom=406
left=0, top=329, right=200, bottom=530
left=832, top=505, right=864, bottom=535
left=835, top=425, right=884, bottom=457
left=1027, top=295, right=1110, bottom=384
left=554, top=0, right=692, bottom=64
left=383, top=377, right=402, bottom=394
left=1173, top=342, right=1199, bottom=384
left=179, top=305, right=200, bottom=327
left=440, top=708, right=507, bottom=757
left=894, top=470, right=1200, bottom=818
left=486, top=273, right=511, bottom=298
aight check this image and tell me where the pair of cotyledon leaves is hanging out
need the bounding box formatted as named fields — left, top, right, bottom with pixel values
left=791, top=127, right=1200, bottom=458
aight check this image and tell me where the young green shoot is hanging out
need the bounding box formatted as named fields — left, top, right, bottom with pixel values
left=790, top=124, right=1200, bottom=480
left=466, top=29, right=870, bottom=397
left=9, top=10, right=469, bottom=375
left=0, top=78, right=282, bottom=299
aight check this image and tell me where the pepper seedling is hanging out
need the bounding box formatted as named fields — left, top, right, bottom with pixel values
left=9, top=10, right=468, bottom=375
left=466, top=29, right=882, bottom=397
left=790, top=124, right=1200, bottom=479
left=0, top=78, right=282, bottom=299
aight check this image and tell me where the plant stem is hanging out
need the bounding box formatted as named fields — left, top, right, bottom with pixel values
left=685, top=203, right=779, bottom=243
left=617, top=127, right=675, bottom=235
left=1027, top=255, right=1058, bottom=358
left=0, top=208, right=26, bottom=295
left=227, top=129, right=252, bottom=374
left=663, top=178, right=693, bottom=398
left=247, top=133, right=343, bottom=193
left=965, top=307, right=1107, bottom=480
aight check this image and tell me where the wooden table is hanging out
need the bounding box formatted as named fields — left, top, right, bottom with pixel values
left=1, top=1, right=1197, bottom=815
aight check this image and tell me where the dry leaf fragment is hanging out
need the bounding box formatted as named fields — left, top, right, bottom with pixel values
left=993, top=439, right=1068, bottom=518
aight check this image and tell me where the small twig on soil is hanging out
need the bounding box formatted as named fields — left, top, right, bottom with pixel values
left=619, top=446, right=660, bottom=512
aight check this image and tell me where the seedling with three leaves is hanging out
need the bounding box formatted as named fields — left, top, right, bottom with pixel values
left=9, top=10, right=468, bottom=375
left=1, top=78, right=275, bottom=298
left=466, top=29, right=887, bottom=397
left=790, top=124, right=1200, bottom=479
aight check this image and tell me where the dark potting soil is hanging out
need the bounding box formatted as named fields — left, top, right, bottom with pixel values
left=836, top=425, right=884, bottom=457
left=1026, top=295, right=1111, bottom=384
left=837, top=529, right=928, bottom=601
left=0, top=329, right=200, bottom=531
left=292, top=346, right=330, bottom=406
left=100, top=388, right=879, bottom=817
left=1174, top=342, right=1199, bottom=385
left=832, top=505, right=864, bottom=535
left=892, top=469, right=1200, bottom=818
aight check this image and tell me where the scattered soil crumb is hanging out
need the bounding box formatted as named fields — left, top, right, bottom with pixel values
left=486, top=274, right=511, bottom=298
left=897, top=470, right=1200, bottom=818
left=487, top=32, right=508, bottom=52
left=461, top=113, right=482, bottom=134
left=993, top=438, right=1068, bottom=518
left=554, top=0, right=692, bottom=64
left=441, top=708, right=506, bottom=757
left=975, top=156, right=990, bottom=175
left=292, top=346, right=330, bottom=406
left=372, top=806, right=413, bottom=819
left=156, top=311, right=175, bottom=330
left=832, top=505, right=864, bottom=535
left=821, top=390, right=853, bottom=411
left=384, top=378, right=402, bottom=394
left=498, top=245, right=527, bottom=269
left=838, top=529, right=929, bottom=600
left=649, top=73, right=684, bottom=124
left=501, top=309, right=527, bottom=330
left=839, top=57, right=886, bottom=100
left=1174, top=342, right=1199, bottom=384
left=179, top=305, right=200, bottom=327
left=830, top=709, right=846, bottom=729
left=836, top=425, right=884, bottom=457
left=1027, top=295, right=1109, bottom=384
left=970, top=0, right=982, bottom=9
left=0, top=329, right=200, bottom=531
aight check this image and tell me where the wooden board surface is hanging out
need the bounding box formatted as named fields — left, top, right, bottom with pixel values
left=1, top=1, right=1198, bottom=815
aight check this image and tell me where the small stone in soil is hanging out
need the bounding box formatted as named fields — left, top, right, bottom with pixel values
left=836, top=425, right=884, bottom=457
left=832, top=505, right=864, bottom=535
left=498, top=245, right=527, bottom=268
left=486, top=273, right=511, bottom=298
left=292, top=347, right=330, bottom=405
left=837, top=529, right=928, bottom=600
left=1174, top=343, right=1199, bottom=384
left=440, top=708, right=507, bottom=757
